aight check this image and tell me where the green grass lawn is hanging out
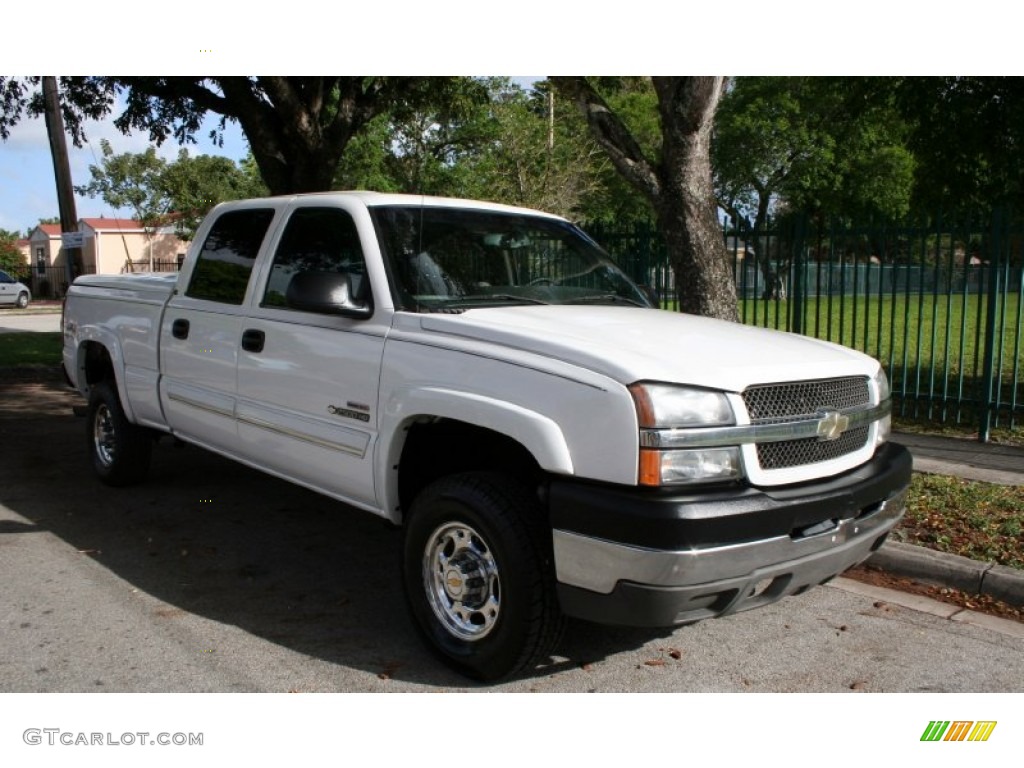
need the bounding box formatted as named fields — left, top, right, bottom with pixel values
left=897, top=474, right=1024, bottom=570
left=0, top=332, right=63, bottom=367
left=738, top=293, right=1021, bottom=383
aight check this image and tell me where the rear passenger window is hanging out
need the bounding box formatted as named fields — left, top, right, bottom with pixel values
left=262, top=207, right=369, bottom=311
left=186, top=209, right=274, bottom=304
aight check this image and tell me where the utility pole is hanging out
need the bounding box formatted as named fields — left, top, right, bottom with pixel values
left=42, top=76, right=81, bottom=293
left=548, top=89, right=555, bottom=151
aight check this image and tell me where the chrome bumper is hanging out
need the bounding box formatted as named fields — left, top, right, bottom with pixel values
left=555, top=487, right=905, bottom=595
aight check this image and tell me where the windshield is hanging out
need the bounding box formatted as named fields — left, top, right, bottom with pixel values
left=371, top=206, right=650, bottom=312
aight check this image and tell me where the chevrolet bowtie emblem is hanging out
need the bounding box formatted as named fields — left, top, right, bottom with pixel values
left=816, top=410, right=850, bottom=441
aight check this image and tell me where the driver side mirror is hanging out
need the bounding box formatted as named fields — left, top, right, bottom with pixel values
left=285, top=271, right=372, bottom=319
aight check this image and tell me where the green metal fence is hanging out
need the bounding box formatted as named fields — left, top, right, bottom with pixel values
left=588, top=214, right=1023, bottom=439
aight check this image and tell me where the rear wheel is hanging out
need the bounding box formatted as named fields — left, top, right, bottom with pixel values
left=402, top=472, right=565, bottom=681
left=87, top=381, right=152, bottom=486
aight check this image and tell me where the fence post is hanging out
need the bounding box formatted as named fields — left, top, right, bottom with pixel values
left=790, top=215, right=807, bottom=334
left=979, top=208, right=1005, bottom=443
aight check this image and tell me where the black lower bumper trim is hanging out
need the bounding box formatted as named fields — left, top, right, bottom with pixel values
left=547, top=442, right=912, bottom=550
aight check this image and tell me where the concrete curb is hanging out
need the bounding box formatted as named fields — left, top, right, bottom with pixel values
left=910, top=456, right=1024, bottom=486
left=866, top=540, right=1024, bottom=608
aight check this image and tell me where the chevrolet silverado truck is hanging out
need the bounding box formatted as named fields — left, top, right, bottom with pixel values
left=62, top=193, right=911, bottom=680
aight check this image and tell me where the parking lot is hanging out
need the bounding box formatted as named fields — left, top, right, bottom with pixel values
left=1, top=367, right=1022, bottom=692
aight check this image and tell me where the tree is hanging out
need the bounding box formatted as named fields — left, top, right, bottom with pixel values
left=334, top=77, right=494, bottom=197
left=713, top=77, right=915, bottom=296
left=0, top=77, right=453, bottom=195
left=0, top=235, right=24, bottom=273
left=75, top=139, right=166, bottom=228
left=896, top=76, right=1024, bottom=217
left=158, top=150, right=267, bottom=238
left=75, top=140, right=266, bottom=242
left=332, top=78, right=613, bottom=220
left=552, top=77, right=738, bottom=320
left=452, top=79, right=611, bottom=218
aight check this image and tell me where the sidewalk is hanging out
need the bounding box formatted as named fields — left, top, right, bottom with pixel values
left=894, top=431, right=1024, bottom=486
left=865, top=432, right=1024, bottom=607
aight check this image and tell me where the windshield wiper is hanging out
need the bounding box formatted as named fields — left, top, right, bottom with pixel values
left=457, top=294, right=550, bottom=306
left=565, top=294, right=647, bottom=307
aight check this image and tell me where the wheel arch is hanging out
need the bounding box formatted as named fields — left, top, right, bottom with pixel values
left=378, top=388, right=574, bottom=524
left=73, top=332, right=136, bottom=422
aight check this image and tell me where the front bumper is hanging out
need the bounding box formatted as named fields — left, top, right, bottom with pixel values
left=549, top=442, right=912, bottom=627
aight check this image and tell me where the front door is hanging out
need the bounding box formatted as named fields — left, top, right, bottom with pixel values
left=234, top=204, right=386, bottom=509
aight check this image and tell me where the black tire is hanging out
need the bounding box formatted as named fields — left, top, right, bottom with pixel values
left=86, top=380, right=152, bottom=486
left=402, top=472, right=566, bottom=681
left=15, top=292, right=29, bottom=309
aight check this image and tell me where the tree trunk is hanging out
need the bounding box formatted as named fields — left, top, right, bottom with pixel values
left=553, top=76, right=739, bottom=321
left=752, top=189, right=785, bottom=300
left=655, top=78, right=739, bottom=320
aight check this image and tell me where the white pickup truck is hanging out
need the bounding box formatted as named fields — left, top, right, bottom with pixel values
left=62, top=192, right=911, bottom=680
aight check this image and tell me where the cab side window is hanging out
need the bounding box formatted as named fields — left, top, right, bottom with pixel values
left=262, top=207, right=369, bottom=311
left=186, top=209, right=274, bottom=304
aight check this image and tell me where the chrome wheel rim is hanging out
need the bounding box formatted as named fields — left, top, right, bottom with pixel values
left=93, top=403, right=116, bottom=467
left=422, top=522, right=501, bottom=641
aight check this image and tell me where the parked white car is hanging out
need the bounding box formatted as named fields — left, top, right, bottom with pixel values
left=0, top=269, right=31, bottom=308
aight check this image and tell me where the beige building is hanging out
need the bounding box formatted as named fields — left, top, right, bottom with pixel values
left=22, top=219, right=189, bottom=298
left=26, top=219, right=189, bottom=277
left=80, top=218, right=189, bottom=274
left=26, top=223, right=63, bottom=271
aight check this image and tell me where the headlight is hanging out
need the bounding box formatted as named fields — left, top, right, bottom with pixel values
left=872, top=367, right=892, bottom=446
left=629, top=383, right=741, bottom=486
left=629, top=383, right=734, bottom=428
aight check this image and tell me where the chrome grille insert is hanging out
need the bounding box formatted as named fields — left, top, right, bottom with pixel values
left=743, top=377, right=871, bottom=470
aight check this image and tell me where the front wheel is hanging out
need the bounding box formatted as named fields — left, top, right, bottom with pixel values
left=402, top=472, right=565, bottom=681
left=86, top=381, right=152, bottom=486
left=15, top=292, right=28, bottom=309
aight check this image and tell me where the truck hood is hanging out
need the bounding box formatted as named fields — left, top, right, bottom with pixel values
left=418, top=306, right=878, bottom=392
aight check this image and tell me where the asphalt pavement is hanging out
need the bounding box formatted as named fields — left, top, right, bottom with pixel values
left=1, top=417, right=1021, bottom=692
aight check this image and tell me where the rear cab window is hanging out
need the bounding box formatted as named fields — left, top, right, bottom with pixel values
left=186, top=209, right=275, bottom=305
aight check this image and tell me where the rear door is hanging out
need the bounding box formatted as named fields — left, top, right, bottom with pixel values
left=158, top=205, right=278, bottom=456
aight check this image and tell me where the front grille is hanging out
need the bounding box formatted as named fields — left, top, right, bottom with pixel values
left=743, top=377, right=871, bottom=470
left=756, top=426, right=870, bottom=469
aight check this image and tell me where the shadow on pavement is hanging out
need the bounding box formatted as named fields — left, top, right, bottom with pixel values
left=0, top=373, right=671, bottom=688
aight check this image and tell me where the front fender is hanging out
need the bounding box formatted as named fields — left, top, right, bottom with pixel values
left=377, top=386, right=574, bottom=521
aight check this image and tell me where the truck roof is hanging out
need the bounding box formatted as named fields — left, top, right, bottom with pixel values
left=219, top=191, right=568, bottom=221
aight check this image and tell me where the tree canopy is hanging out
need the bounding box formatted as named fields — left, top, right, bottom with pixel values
left=713, top=77, right=915, bottom=230
left=74, top=140, right=265, bottom=239
left=5, top=75, right=1023, bottom=316
left=895, top=76, right=1024, bottom=217
left=0, top=77, right=472, bottom=195
left=0, top=234, right=23, bottom=273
